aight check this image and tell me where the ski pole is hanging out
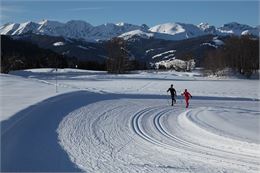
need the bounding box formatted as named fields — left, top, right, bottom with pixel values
left=166, top=92, right=170, bottom=106
left=167, top=92, right=171, bottom=106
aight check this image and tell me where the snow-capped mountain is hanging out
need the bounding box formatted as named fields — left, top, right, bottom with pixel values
left=120, top=22, right=259, bottom=41
left=216, top=22, right=259, bottom=36
left=0, top=23, right=20, bottom=35
left=0, top=20, right=147, bottom=42
left=1, top=20, right=259, bottom=42
left=118, top=29, right=183, bottom=41
left=197, top=22, right=260, bottom=36
left=37, top=20, right=93, bottom=39
left=119, top=30, right=155, bottom=40
left=120, top=22, right=209, bottom=41
left=149, top=22, right=206, bottom=39
left=197, top=23, right=217, bottom=35
left=12, top=21, right=40, bottom=35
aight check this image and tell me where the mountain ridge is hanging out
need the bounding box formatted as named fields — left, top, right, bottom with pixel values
left=1, top=20, right=259, bottom=42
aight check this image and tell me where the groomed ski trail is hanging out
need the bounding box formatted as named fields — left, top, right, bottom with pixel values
left=58, top=98, right=260, bottom=173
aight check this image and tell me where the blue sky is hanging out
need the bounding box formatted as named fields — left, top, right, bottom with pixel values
left=1, top=1, right=259, bottom=27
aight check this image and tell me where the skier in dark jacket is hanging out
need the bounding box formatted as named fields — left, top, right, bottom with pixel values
left=167, top=84, right=177, bottom=106
left=182, top=89, right=192, bottom=108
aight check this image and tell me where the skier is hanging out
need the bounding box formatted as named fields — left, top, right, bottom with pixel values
left=181, top=89, right=192, bottom=108
left=167, top=84, right=177, bottom=106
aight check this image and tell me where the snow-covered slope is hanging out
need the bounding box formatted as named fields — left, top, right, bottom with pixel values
left=0, top=23, right=20, bottom=35
left=12, top=21, right=40, bottom=35
left=1, top=69, right=259, bottom=172
left=119, top=29, right=155, bottom=40
left=149, top=22, right=206, bottom=40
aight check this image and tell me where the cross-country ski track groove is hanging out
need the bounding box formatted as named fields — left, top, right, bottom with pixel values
left=57, top=96, right=259, bottom=173
left=1, top=82, right=259, bottom=172
left=131, top=106, right=259, bottom=167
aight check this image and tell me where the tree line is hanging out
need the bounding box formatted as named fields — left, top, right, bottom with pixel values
left=1, top=36, right=142, bottom=74
left=3, top=35, right=257, bottom=76
left=1, top=35, right=68, bottom=73
left=105, top=37, right=145, bottom=73
left=202, top=35, right=259, bottom=78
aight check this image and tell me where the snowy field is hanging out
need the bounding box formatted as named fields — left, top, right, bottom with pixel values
left=1, top=68, right=259, bottom=172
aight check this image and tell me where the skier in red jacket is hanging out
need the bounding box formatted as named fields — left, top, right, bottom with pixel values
left=182, top=89, right=192, bottom=108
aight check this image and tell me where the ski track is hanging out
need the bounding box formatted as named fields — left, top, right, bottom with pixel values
left=2, top=70, right=260, bottom=172
left=57, top=99, right=260, bottom=173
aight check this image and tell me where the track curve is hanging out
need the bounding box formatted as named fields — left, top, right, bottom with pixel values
left=57, top=98, right=260, bottom=173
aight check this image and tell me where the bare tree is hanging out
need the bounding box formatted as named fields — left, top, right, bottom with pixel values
left=203, top=36, right=259, bottom=78
left=106, top=37, right=132, bottom=74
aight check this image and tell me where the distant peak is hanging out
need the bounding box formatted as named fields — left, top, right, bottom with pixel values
left=116, top=22, right=125, bottom=26
left=197, top=22, right=213, bottom=30
left=225, top=22, right=240, bottom=25
left=198, top=22, right=209, bottom=26
left=222, top=22, right=248, bottom=28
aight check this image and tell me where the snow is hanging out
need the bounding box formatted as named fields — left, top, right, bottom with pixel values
left=152, top=50, right=176, bottom=59
left=150, top=23, right=186, bottom=35
left=1, top=68, right=260, bottom=172
left=212, top=37, right=224, bottom=45
left=145, top=49, right=155, bottom=54
left=154, top=59, right=195, bottom=71
left=0, top=20, right=145, bottom=41
left=216, top=22, right=259, bottom=37
left=57, top=99, right=259, bottom=172
left=1, top=20, right=259, bottom=42
left=149, top=22, right=206, bottom=40
left=0, top=23, right=20, bottom=35
left=200, top=37, right=224, bottom=48
left=197, top=23, right=217, bottom=35
left=120, top=29, right=154, bottom=40
left=201, top=43, right=218, bottom=48
left=12, top=21, right=39, bottom=35
left=0, top=73, right=58, bottom=121
left=53, top=42, right=65, bottom=46
left=197, top=23, right=210, bottom=30
left=37, top=19, right=65, bottom=35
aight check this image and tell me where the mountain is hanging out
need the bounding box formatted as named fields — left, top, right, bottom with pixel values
left=216, top=22, right=259, bottom=36
left=0, top=20, right=147, bottom=42
left=197, top=23, right=217, bottom=34
left=1, top=20, right=259, bottom=71
left=125, top=34, right=220, bottom=66
left=120, top=22, right=259, bottom=41
left=8, top=31, right=221, bottom=67
left=149, top=22, right=206, bottom=40
left=1, top=20, right=259, bottom=42
left=11, top=33, right=107, bottom=62
left=1, top=35, right=68, bottom=73
left=119, top=22, right=208, bottom=41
